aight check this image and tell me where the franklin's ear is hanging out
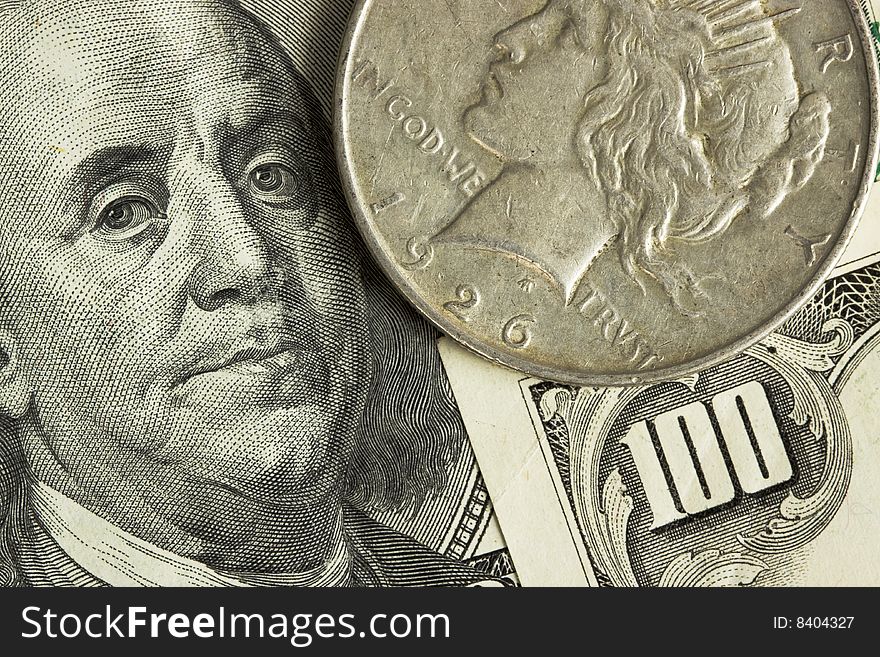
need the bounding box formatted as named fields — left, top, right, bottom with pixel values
left=0, top=328, right=29, bottom=419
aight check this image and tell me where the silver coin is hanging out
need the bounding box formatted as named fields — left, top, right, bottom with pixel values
left=336, top=0, right=880, bottom=386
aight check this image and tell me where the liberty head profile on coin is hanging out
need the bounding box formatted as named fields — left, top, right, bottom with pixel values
left=338, top=0, right=879, bottom=385
left=441, top=0, right=831, bottom=310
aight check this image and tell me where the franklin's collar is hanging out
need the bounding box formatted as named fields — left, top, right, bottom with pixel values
left=30, top=481, right=353, bottom=587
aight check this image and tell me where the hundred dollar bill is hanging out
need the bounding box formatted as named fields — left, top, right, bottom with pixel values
left=0, top=0, right=512, bottom=587
left=441, top=234, right=880, bottom=585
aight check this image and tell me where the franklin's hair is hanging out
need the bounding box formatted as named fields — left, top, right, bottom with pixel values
left=570, top=0, right=830, bottom=310
left=0, top=0, right=466, bottom=585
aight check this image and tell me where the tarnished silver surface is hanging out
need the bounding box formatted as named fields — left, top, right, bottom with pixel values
left=336, top=0, right=880, bottom=386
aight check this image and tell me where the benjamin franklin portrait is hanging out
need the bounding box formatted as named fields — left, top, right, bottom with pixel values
left=0, top=0, right=500, bottom=587
left=436, top=0, right=832, bottom=312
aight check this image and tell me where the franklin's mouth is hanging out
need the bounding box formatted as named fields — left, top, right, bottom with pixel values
left=174, top=342, right=319, bottom=389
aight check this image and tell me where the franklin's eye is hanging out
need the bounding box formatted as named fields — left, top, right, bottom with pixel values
left=249, top=163, right=302, bottom=200
left=95, top=195, right=164, bottom=241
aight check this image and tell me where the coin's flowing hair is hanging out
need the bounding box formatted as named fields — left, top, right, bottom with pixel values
left=0, top=0, right=466, bottom=585
left=572, top=0, right=831, bottom=311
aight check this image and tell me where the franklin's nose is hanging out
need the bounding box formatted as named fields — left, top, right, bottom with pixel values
left=179, top=172, right=279, bottom=312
